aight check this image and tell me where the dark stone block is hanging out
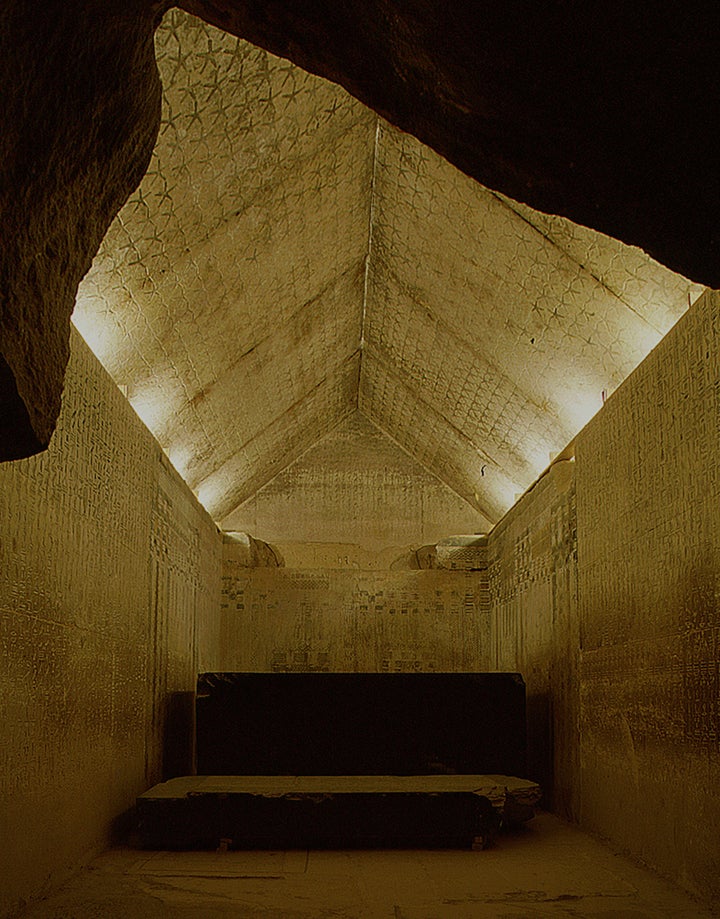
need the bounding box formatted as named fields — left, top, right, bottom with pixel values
left=181, top=0, right=720, bottom=288
left=195, top=672, right=527, bottom=777
left=162, top=691, right=196, bottom=780
left=137, top=776, right=520, bottom=850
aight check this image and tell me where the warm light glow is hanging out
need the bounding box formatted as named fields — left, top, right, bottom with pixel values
left=129, top=386, right=176, bottom=437
left=165, top=444, right=195, bottom=479
left=522, top=444, right=559, bottom=481
left=66, top=9, right=706, bottom=535
left=192, top=450, right=258, bottom=520
left=496, top=479, right=525, bottom=514
left=225, top=531, right=252, bottom=548
left=636, top=324, right=666, bottom=355
left=71, top=296, right=122, bottom=369
left=469, top=454, right=528, bottom=518
left=559, top=386, right=605, bottom=433
left=196, top=478, right=225, bottom=515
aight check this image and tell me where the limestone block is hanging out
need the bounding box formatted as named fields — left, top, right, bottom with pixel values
left=222, top=532, right=284, bottom=568
left=436, top=535, right=488, bottom=570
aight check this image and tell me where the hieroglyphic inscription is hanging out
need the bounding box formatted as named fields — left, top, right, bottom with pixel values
left=216, top=563, right=491, bottom=673
left=575, top=291, right=720, bottom=893
left=683, top=626, right=720, bottom=743
left=0, top=331, right=221, bottom=915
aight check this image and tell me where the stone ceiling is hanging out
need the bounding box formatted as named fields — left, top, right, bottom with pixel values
left=73, top=10, right=703, bottom=526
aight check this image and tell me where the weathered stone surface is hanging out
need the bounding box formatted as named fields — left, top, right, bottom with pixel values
left=137, top=774, right=505, bottom=850
left=180, top=0, right=720, bottom=288
left=14, top=815, right=718, bottom=917
left=0, top=330, right=222, bottom=918
left=74, top=11, right=700, bottom=523
left=0, top=0, right=164, bottom=459
left=436, top=535, right=488, bottom=571
left=222, top=531, right=284, bottom=568
left=217, top=563, right=491, bottom=673
left=136, top=775, right=540, bottom=849
left=488, top=459, right=579, bottom=819
left=575, top=289, right=720, bottom=903
left=3, top=1, right=713, bottom=469
left=222, top=412, right=489, bottom=546
left=488, top=290, right=720, bottom=902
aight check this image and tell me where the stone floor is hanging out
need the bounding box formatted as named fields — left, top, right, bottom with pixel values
left=19, top=813, right=718, bottom=919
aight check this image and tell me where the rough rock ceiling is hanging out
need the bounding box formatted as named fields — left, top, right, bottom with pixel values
left=73, top=10, right=703, bottom=526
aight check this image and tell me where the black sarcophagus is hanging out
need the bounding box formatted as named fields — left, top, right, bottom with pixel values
left=195, top=672, right=527, bottom=777
left=137, top=672, right=538, bottom=850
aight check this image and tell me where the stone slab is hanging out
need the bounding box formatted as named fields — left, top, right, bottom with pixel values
left=137, top=774, right=540, bottom=850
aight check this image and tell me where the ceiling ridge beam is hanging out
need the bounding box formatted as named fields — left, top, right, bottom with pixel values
left=357, top=115, right=381, bottom=409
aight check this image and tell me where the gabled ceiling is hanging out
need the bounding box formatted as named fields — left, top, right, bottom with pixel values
left=73, top=9, right=703, bottom=527
left=223, top=410, right=494, bottom=547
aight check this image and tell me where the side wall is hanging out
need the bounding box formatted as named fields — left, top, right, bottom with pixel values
left=575, top=288, right=720, bottom=900
left=488, top=461, right=578, bottom=818
left=0, top=330, right=222, bottom=918
left=488, top=290, right=720, bottom=903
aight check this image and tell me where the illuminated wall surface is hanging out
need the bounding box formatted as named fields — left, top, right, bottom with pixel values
left=222, top=412, right=492, bottom=551
left=5, top=293, right=718, bottom=916
left=489, top=290, right=720, bottom=901
left=0, top=331, right=223, bottom=917
left=219, top=560, right=492, bottom=674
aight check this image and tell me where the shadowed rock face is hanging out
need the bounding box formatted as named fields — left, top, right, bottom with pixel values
left=1, top=0, right=718, bottom=460
left=0, top=0, right=165, bottom=459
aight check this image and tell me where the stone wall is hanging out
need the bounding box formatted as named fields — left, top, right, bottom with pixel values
left=221, top=412, right=491, bottom=553
left=575, top=288, right=720, bottom=901
left=0, top=330, right=221, bottom=918
left=216, top=546, right=491, bottom=674
left=3, top=288, right=718, bottom=913
left=488, top=460, right=578, bottom=818
left=488, top=289, right=720, bottom=903
left=0, top=1, right=162, bottom=460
